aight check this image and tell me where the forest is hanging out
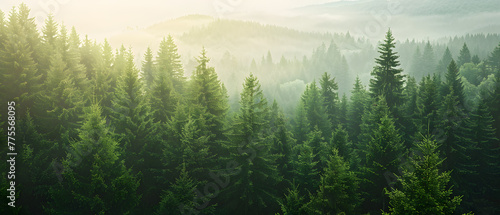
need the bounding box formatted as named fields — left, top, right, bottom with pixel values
left=1, top=4, right=500, bottom=215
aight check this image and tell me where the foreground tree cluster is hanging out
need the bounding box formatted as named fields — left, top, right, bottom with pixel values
left=1, top=5, right=500, bottom=215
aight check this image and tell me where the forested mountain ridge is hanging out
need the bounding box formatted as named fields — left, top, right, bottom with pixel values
left=1, top=3, right=500, bottom=215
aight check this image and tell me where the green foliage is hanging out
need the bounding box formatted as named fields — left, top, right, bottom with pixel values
left=301, top=81, right=331, bottom=139
left=458, top=43, right=472, bottom=67
left=383, top=137, right=462, bottom=215
left=142, top=46, right=155, bottom=89
left=223, top=74, right=281, bottom=215
left=369, top=29, right=405, bottom=114
left=361, top=113, right=405, bottom=213
left=156, top=164, right=215, bottom=215
left=278, top=183, right=309, bottom=215
left=310, top=149, right=361, bottom=215
left=47, top=104, right=140, bottom=214
left=319, top=72, right=339, bottom=127
left=110, top=50, right=156, bottom=170
left=347, top=76, right=369, bottom=145
left=156, top=35, right=185, bottom=93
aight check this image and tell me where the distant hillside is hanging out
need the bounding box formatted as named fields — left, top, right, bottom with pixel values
left=299, top=0, right=500, bottom=16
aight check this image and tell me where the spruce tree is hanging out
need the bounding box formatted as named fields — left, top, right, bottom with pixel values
left=310, top=149, right=361, bottom=215
left=383, top=137, right=462, bottom=215
left=436, top=47, right=453, bottom=76
left=301, top=81, right=331, bottom=139
left=443, top=59, right=466, bottom=108
left=416, top=75, right=440, bottom=136
left=156, top=35, right=185, bottom=93
left=369, top=29, right=405, bottom=115
left=319, top=72, right=339, bottom=127
left=142, top=46, right=155, bottom=89
left=361, top=114, right=405, bottom=213
left=347, top=76, right=368, bottom=145
left=223, top=74, right=281, bottom=215
left=156, top=164, right=215, bottom=215
left=338, top=94, right=348, bottom=126
left=47, top=104, right=140, bottom=214
left=187, top=48, right=228, bottom=156
left=293, top=101, right=310, bottom=145
left=110, top=50, right=156, bottom=170
left=458, top=43, right=472, bottom=67
left=292, top=140, right=319, bottom=194
left=278, top=183, right=309, bottom=215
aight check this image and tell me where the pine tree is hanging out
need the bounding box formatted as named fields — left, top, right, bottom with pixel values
left=269, top=100, right=295, bottom=189
left=443, top=59, right=466, bottom=108
left=310, top=149, right=361, bottom=215
left=361, top=114, right=405, bottom=213
left=47, top=104, right=140, bottom=214
left=278, top=183, right=309, bottom=215
left=142, top=46, right=155, bottom=89
left=223, top=74, right=281, bottom=215
left=301, top=81, right=331, bottom=139
left=383, top=137, right=462, bottom=215
left=347, top=76, right=368, bottom=145
left=487, top=42, right=500, bottom=72
left=369, top=29, right=405, bottom=115
left=416, top=75, right=440, bottom=136
left=92, top=39, right=114, bottom=116
left=437, top=87, right=475, bottom=202
left=330, top=124, right=353, bottom=163
left=40, top=52, right=84, bottom=140
left=187, top=48, right=228, bottom=156
left=436, top=47, right=453, bottom=76
left=292, top=140, right=319, bottom=194
left=0, top=5, right=42, bottom=117
left=156, top=35, right=185, bottom=93
left=466, top=96, right=500, bottom=213
left=293, top=101, right=310, bottom=145
left=110, top=50, right=156, bottom=170
left=319, top=72, right=339, bottom=127
left=156, top=164, right=215, bottom=215
left=338, top=94, right=348, bottom=126
left=149, top=59, right=177, bottom=123
left=421, top=41, right=436, bottom=77
left=401, top=76, right=418, bottom=146
left=458, top=43, right=471, bottom=67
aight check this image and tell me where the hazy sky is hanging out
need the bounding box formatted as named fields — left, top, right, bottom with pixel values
left=0, top=0, right=335, bottom=40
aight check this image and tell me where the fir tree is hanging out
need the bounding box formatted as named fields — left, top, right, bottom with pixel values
left=361, top=114, right=405, bottom=213
left=458, top=43, right=471, bottom=67
left=310, top=149, right=361, bottom=215
left=142, top=46, right=155, bottom=89
left=223, top=74, right=281, bottom=215
left=383, top=137, right=462, bottom=215
left=301, top=81, right=331, bottom=139
left=369, top=29, right=405, bottom=115
left=319, top=72, right=339, bottom=127
left=347, top=76, right=368, bottom=145
left=278, top=183, right=309, bottom=215
left=47, top=104, right=140, bottom=214
left=436, top=47, right=453, bottom=76
left=156, top=164, right=215, bottom=215
left=110, top=50, right=156, bottom=170
left=156, top=35, right=185, bottom=93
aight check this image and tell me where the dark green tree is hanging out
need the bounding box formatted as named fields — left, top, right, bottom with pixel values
left=369, top=29, right=405, bottom=114
left=361, top=114, right=405, bottom=213
left=156, top=164, right=215, bottom=215
left=309, top=149, right=361, bottom=215
left=347, top=76, right=368, bottom=145
left=223, top=74, right=281, bottom=215
left=47, top=104, right=140, bottom=214
left=110, top=50, right=156, bottom=170
left=457, top=43, right=471, bottom=67
left=301, top=81, right=331, bottom=139
left=319, top=72, right=339, bottom=127
left=278, top=183, right=309, bottom=215
left=383, top=137, right=462, bottom=215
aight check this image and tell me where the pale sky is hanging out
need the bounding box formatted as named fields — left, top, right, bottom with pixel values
left=0, top=0, right=336, bottom=40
